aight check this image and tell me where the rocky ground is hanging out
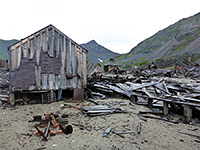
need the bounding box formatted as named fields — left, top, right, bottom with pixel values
left=0, top=98, right=200, bottom=150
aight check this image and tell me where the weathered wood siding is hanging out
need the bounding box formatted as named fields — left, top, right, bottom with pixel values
left=9, top=25, right=87, bottom=92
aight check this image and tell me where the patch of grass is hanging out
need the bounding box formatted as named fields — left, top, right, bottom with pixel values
left=133, top=60, right=151, bottom=66
left=122, top=64, right=133, bottom=69
left=173, top=43, right=187, bottom=53
left=155, top=57, right=165, bottom=62
left=164, top=65, right=175, bottom=70
left=116, top=54, right=126, bottom=61
left=137, top=57, right=145, bottom=61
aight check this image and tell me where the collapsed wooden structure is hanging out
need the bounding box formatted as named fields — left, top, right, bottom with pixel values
left=88, top=73, right=200, bottom=123
left=9, top=25, right=87, bottom=104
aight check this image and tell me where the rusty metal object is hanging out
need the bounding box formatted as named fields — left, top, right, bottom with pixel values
left=59, top=123, right=73, bottom=135
left=44, top=120, right=51, bottom=138
left=73, top=88, right=84, bottom=100
left=34, top=125, right=48, bottom=141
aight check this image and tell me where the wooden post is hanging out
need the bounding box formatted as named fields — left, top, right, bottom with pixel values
left=50, top=90, right=54, bottom=102
left=147, top=98, right=153, bottom=108
left=183, top=105, right=192, bottom=123
left=9, top=92, right=15, bottom=105
left=163, top=101, right=169, bottom=115
left=130, top=95, right=138, bottom=103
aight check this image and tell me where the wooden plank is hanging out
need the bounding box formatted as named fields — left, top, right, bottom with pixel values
left=66, top=39, right=72, bottom=88
left=49, top=74, right=55, bottom=90
left=15, top=46, right=18, bottom=69
left=27, top=37, right=30, bottom=58
left=72, top=43, right=77, bottom=88
left=42, top=74, right=48, bottom=90
left=183, top=105, right=192, bottom=123
left=83, top=51, right=87, bottom=87
left=76, top=47, right=82, bottom=88
left=60, top=36, right=66, bottom=89
left=127, top=79, right=163, bottom=91
left=55, top=75, right=60, bottom=90
left=48, top=27, right=54, bottom=57
left=29, top=38, right=34, bottom=59
left=40, top=31, right=43, bottom=51
left=35, top=66, right=41, bottom=89
left=36, top=35, right=41, bottom=66
left=163, top=101, right=169, bottom=115
left=23, top=42, right=28, bottom=58
left=44, top=28, right=48, bottom=53
left=20, top=41, right=24, bottom=59
left=80, top=48, right=84, bottom=87
left=56, top=33, right=60, bottom=58
left=17, top=45, right=22, bottom=68
left=11, top=48, right=14, bottom=70
left=42, top=31, right=46, bottom=52
left=9, top=92, right=15, bottom=105
left=147, top=98, right=153, bottom=108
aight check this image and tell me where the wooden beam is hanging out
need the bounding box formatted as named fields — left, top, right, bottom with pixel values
left=183, top=105, right=192, bottom=123
left=147, top=98, right=153, bottom=109
left=163, top=101, right=169, bottom=115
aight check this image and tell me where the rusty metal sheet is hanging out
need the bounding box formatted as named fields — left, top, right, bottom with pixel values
left=10, top=58, right=36, bottom=91
left=40, top=51, right=62, bottom=75
left=73, top=88, right=84, bottom=100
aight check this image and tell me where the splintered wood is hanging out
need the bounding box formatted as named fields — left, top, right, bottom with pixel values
left=88, top=73, right=200, bottom=123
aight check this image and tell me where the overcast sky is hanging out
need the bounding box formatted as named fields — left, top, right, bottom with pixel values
left=0, top=0, right=200, bottom=53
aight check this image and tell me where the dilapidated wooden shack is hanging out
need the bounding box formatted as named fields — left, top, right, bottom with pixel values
left=9, top=25, right=87, bottom=104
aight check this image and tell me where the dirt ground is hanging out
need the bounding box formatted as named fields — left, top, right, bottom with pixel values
left=0, top=98, right=200, bottom=150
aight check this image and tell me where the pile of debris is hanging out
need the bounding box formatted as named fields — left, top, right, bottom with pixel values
left=122, top=60, right=200, bottom=79
left=0, top=68, right=9, bottom=90
left=87, top=73, right=200, bottom=123
left=0, top=68, right=9, bottom=106
left=29, top=112, right=73, bottom=142
left=80, top=105, right=128, bottom=117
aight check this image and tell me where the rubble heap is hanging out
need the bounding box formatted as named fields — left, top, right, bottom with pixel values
left=0, top=68, right=9, bottom=89
left=87, top=73, right=200, bottom=123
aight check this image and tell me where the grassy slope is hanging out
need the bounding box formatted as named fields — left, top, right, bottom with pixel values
left=0, top=39, right=18, bottom=60
left=116, top=12, right=200, bottom=69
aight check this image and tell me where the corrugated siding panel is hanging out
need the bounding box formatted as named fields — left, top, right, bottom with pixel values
left=23, top=42, right=28, bottom=58
left=66, top=40, right=72, bottom=88
left=55, top=75, right=60, bottom=90
left=42, top=74, right=48, bottom=90
left=60, top=36, right=66, bottom=89
left=76, top=48, right=82, bottom=88
left=83, top=51, right=87, bottom=87
left=35, top=66, right=41, bottom=89
left=29, top=38, right=34, bottom=59
left=72, top=43, right=77, bottom=88
left=49, top=74, right=55, bottom=90
left=36, top=35, right=41, bottom=66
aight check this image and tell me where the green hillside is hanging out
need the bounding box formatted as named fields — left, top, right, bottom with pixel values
left=0, top=39, right=18, bottom=60
left=117, top=12, right=200, bottom=69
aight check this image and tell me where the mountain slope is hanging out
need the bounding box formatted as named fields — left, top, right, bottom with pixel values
left=117, top=12, right=200, bottom=68
left=80, top=40, right=120, bottom=64
left=0, top=39, right=18, bottom=60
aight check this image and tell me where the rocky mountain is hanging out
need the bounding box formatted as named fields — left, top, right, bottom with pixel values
left=0, top=39, right=18, bottom=60
left=0, top=39, right=118, bottom=65
left=80, top=40, right=120, bottom=64
left=117, top=12, right=200, bottom=69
